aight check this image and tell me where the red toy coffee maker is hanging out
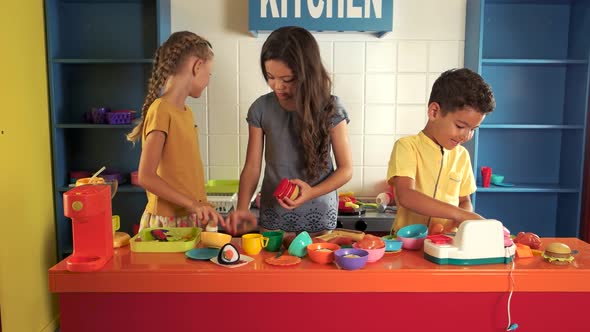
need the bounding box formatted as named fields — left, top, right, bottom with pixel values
left=63, top=184, right=113, bottom=272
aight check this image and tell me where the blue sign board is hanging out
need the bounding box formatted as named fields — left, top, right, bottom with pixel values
left=249, top=0, right=394, bottom=37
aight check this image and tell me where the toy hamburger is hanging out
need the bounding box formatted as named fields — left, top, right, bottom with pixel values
left=542, top=242, right=574, bottom=265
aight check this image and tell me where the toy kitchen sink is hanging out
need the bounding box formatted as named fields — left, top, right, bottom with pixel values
left=424, top=219, right=516, bottom=265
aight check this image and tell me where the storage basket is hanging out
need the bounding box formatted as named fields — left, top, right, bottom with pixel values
left=205, top=179, right=239, bottom=194
left=207, top=193, right=238, bottom=213
left=106, top=111, right=132, bottom=125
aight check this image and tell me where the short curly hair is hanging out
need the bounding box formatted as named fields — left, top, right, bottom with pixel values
left=428, top=68, right=495, bottom=115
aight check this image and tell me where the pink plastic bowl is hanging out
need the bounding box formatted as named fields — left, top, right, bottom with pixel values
left=397, top=235, right=425, bottom=250
left=352, top=242, right=385, bottom=262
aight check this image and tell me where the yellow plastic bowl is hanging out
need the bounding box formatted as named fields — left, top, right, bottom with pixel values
left=200, top=232, right=232, bottom=248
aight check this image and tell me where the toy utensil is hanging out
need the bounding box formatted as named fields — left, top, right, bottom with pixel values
left=90, top=166, right=106, bottom=180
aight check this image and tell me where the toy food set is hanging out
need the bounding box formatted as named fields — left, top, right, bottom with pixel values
left=314, top=228, right=365, bottom=247
left=130, top=227, right=201, bottom=253
left=210, top=243, right=254, bottom=268
left=542, top=242, right=575, bottom=265
left=273, top=178, right=300, bottom=200
left=63, top=184, right=114, bottom=272
left=337, top=191, right=378, bottom=215
left=423, top=219, right=516, bottom=265
left=514, top=232, right=541, bottom=249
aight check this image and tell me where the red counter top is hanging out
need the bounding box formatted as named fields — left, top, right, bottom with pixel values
left=49, top=237, right=590, bottom=293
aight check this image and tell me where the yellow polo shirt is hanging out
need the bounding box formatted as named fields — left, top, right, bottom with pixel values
left=142, top=98, right=207, bottom=217
left=387, top=131, right=476, bottom=232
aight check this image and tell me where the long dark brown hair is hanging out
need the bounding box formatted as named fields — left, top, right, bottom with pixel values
left=127, top=31, right=213, bottom=142
left=261, top=26, right=335, bottom=182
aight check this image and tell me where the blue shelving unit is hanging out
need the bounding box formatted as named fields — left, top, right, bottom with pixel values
left=465, top=0, right=590, bottom=237
left=44, top=0, right=170, bottom=259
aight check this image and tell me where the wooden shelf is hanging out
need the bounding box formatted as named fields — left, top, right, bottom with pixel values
left=477, top=184, right=579, bottom=193
left=56, top=123, right=135, bottom=129
left=479, top=124, right=584, bottom=129
left=482, top=58, right=587, bottom=65
left=58, top=184, right=145, bottom=193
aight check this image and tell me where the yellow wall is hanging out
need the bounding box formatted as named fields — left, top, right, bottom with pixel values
left=0, top=1, right=59, bottom=331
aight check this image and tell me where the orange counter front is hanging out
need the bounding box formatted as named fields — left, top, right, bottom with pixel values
left=49, top=237, right=590, bottom=332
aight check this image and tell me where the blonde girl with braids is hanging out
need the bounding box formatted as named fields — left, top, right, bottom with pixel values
left=225, top=26, right=352, bottom=236
left=127, top=31, right=225, bottom=230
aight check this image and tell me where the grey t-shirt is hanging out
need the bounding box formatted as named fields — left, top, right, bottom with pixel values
left=246, top=92, right=349, bottom=232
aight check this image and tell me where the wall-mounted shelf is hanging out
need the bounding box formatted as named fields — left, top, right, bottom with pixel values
left=45, top=0, right=170, bottom=260
left=465, top=0, right=589, bottom=237
left=482, top=58, right=588, bottom=65
left=52, top=58, right=154, bottom=64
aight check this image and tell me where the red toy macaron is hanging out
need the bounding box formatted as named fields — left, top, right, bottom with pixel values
left=273, top=178, right=300, bottom=200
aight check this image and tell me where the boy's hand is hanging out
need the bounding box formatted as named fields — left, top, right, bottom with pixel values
left=224, top=210, right=258, bottom=235
left=277, top=179, right=313, bottom=210
left=190, top=202, right=225, bottom=228
left=455, top=209, right=485, bottom=224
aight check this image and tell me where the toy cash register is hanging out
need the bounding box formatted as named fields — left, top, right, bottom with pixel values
left=424, top=219, right=516, bottom=265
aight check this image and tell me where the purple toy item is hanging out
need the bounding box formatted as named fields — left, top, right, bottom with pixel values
left=151, top=229, right=169, bottom=242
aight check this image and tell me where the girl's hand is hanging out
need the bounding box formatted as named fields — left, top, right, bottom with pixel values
left=224, top=210, right=258, bottom=235
left=190, top=202, right=225, bottom=228
left=277, top=178, right=313, bottom=210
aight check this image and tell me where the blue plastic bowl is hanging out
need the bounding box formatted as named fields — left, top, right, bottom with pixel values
left=381, top=235, right=403, bottom=252
left=397, top=224, right=428, bottom=238
left=334, top=248, right=369, bottom=270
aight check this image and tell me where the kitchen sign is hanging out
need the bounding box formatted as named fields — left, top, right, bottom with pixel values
left=249, top=0, right=393, bottom=37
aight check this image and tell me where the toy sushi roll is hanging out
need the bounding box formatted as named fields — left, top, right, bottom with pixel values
left=218, top=243, right=240, bottom=265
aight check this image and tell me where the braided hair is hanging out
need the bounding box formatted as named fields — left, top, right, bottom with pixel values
left=127, top=31, right=213, bottom=142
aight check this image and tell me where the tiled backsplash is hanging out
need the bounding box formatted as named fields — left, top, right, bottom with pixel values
left=175, top=0, right=466, bottom=196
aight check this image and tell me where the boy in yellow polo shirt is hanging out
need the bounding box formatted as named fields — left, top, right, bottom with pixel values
left=387, top=68, right=495, bottom=234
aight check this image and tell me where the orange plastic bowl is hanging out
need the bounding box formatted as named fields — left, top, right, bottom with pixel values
left=306, top=242, right=341, bottom=264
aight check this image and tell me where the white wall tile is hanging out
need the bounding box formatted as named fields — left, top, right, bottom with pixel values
left=366, top=42, right=396, bottom=73
left=208, top=41, right=238, bottom=105
left=428, top=73, right=442, bottom=98
left=238, top=42, right=264, bottom=73
left=429, top=41, right=459, bottom=72
left=458, top=41, right=465, bottom=67
left=209, top=104, right=238, bottom=134
left=366, top=73, right=396, bottom=104
left=209, top=135, right=238, bottom=166
left=397, top=41, right=427, bottom=72
left=362, top=167, right=389, bottom=196
left=344, top=103, right=363, bottom=135
left=391, top=0, right=466, bottom=41
left=349, top=134, right=364, bottom=166
left=334, top=42, right=365, bottom=73
left=190, top=103, right=207, bottom=135
left=239, top=134, right=248, bottom=165
left=198, top=134, right=208, bottom=166
left=365, top=105, right=396, bottom=135
left=333, top=73, right=364, bottom=105
left=339, top=166, right=363, bottom=193
left=209, top=167, right=240, bottom=180
left=397, top=105, right=427, bottom=135
left=397, top=73, right=427, bottom=104
left=173, top=0, right=466, bottom=197
left=363, top=135, right=395, bottom=166
left=239, top=103, right=250, bottom=135
left=318, top=41, right=333, bottom=73
left=239, top=71, right=270, bottom=106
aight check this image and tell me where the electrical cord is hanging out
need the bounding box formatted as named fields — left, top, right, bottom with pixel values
left=506, top=250, right=518, bottom=331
